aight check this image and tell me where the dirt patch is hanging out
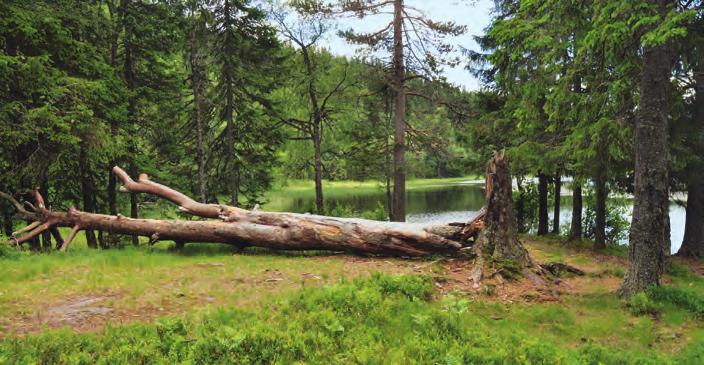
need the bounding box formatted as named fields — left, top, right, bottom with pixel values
left=0, top=243, right=635, bottom=337
left=674, top=256, right=704, bottom=277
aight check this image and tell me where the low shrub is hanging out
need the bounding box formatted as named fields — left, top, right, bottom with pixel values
left=0, top=275, right=697, bottom=364
left=647, top=286, right=704, bottom=317
left=628, top=292, right=664, bottom=316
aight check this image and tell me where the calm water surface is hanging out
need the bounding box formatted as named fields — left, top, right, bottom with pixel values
left=267, top=182, right=686, bottom=254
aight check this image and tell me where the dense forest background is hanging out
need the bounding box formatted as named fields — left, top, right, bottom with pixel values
left=0, top=0, right=475, bottom=237
left=1, top=0, right=703, bottom=273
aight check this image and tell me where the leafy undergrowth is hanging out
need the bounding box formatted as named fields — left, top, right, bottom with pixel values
left=2, top=273, right=703, bottom=365
left=1, top=235, right=704, bottom=364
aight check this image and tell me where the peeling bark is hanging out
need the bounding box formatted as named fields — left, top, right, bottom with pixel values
left=2, top=167, right=484, bottom=258
left=470, top=152, right=533, bottom=286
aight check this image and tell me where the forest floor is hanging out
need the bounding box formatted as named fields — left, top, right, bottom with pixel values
left=1, top=233, right=703, bottom=363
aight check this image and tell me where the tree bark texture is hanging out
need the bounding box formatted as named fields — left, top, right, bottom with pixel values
left=3, top=167, right=490, bottom=257
left=552, top=175, right=561, bottom=234
left=678, top=181, right=704, bottom=257
left=620, top=0, right=672, bottom=297
left=594, top=172, right=607, bottom=250
left=515, top=177, right=526, bottom=233
left=190, top=7, right=207, bottom=204
left=392, top=0, right=406, bottom=222
left=570, top=183, right=582, bottom=240
left=470, top=152, right=533, bottom=286
left=79, top=141, right=98, bottom=248
left=537, top=173, right=549, bottom=235
left=678, top=63, right=704, bottom=257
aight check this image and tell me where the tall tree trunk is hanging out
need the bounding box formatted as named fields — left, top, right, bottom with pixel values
left=391, top=0, right=406, bottom=222
left=301, top=46, right=325, bottom=215
left=79, top=141, right=98, bottom=248
left=124, top=9, right=139, bottom=246
left=39, top=181, right=51, bottom=251
left=516, top=176, right=526, bottom=233
left=313, top=133, right=324, bottom=215
left=594, top=171, right=607, bottom=249
left=570, top=183, right=582, bottom=240
left=223, top=0, right=238, bottom=207
left=225, top=74, right=237, bottom=206
left=678, top=181, right=704, bottom=257
left=384, top=95, right=394, bottom=221
left=106, top=0, right=126, bottom=247
left=552, top=174, right=561, bottom=234
left=538, top=173, right=549, bottom=235
left=678, top=61, right=704, bottom=257
left=620, top=0, right=672, bottom=297
left=190, top=7, right=207, bottom=203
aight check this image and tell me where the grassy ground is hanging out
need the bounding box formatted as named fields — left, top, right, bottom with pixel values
left=1, top=232, right=704, bottom=364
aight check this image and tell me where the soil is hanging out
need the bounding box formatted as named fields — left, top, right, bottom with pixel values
left=1, top=242, right=701, bottom=337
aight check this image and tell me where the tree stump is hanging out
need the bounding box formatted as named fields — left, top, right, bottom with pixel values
left=470, top=151, right=533, bottom=286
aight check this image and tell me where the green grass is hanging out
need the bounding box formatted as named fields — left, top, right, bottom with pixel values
left=2, top=274, right=703, bottom=364
left=2, top=232, right=704, bottom=364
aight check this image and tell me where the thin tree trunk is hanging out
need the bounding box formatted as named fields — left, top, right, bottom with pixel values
left=570, top=183, right=582, bottom=240
left=516, top=176, right=526, bottom=233
left=299, top=45, right=325, bottom=215
left=620, top=0, right=672, bottom=297
left=538, top=173, right=549, bottom=235
left=223, top=0, right=238, bottom=207
left=384, top=95, right=393, bottom=221
left=391, top=0, right=406, bottom=222
left=39, top=181, right=51, bottom=251
left=80, top=141, right=98, bottom=248
left=594, top=171, right=607, bottom=249
left=190, top=7, right=207, bottom=203
left=553, top=174, right=561, bottom=234
left=313, top=133, right=324, bottom=214
left=124, top=9, right=139, bottom=246
left=678, top=181, right=704, bottom=257
left=106, top=0, right=126, bottom=247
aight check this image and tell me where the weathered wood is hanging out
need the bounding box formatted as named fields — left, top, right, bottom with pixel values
left=470, top=151, right=533, bottom=286
left=2, top=167, right=487, bottom=257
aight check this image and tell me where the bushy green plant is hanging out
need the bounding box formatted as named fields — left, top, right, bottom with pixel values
left=326, top=203, right=358, bottom=218
left=513, top=181, right=539, bottom=233
left=582, top=194, right=630, bottom=245
left=0, top=244, right=20, bottom=260
left=360, top=201, right=389, bottom=221
left=326, top=201, right=389, bottom=221
left=628, top=292, right=664, bottom=316
left=647, top=286, right=704, bottom=317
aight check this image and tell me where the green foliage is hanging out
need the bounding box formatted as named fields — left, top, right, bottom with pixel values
left=2, top=274, right=696, bottom=364
left=0, top=245, right=20, bottom=260
left=582, top=195, right=630, bottom=245
left=324, top=201, right=388, bottom=221
left=629, top=292, right=665, bottom=316
left=647, top=286, right=704, bottom=317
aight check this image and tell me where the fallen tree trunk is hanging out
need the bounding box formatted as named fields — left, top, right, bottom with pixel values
left=2, top=168, right=484, bottom=256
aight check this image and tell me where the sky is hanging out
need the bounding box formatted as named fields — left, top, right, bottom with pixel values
left=317, top=0, right=495, bottom=91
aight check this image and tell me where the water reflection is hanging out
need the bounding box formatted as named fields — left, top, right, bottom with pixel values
left=269, top=182, right=686, bottom=254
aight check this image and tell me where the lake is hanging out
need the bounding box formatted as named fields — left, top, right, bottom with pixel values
left=265, top=181, right=686, bottom=254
